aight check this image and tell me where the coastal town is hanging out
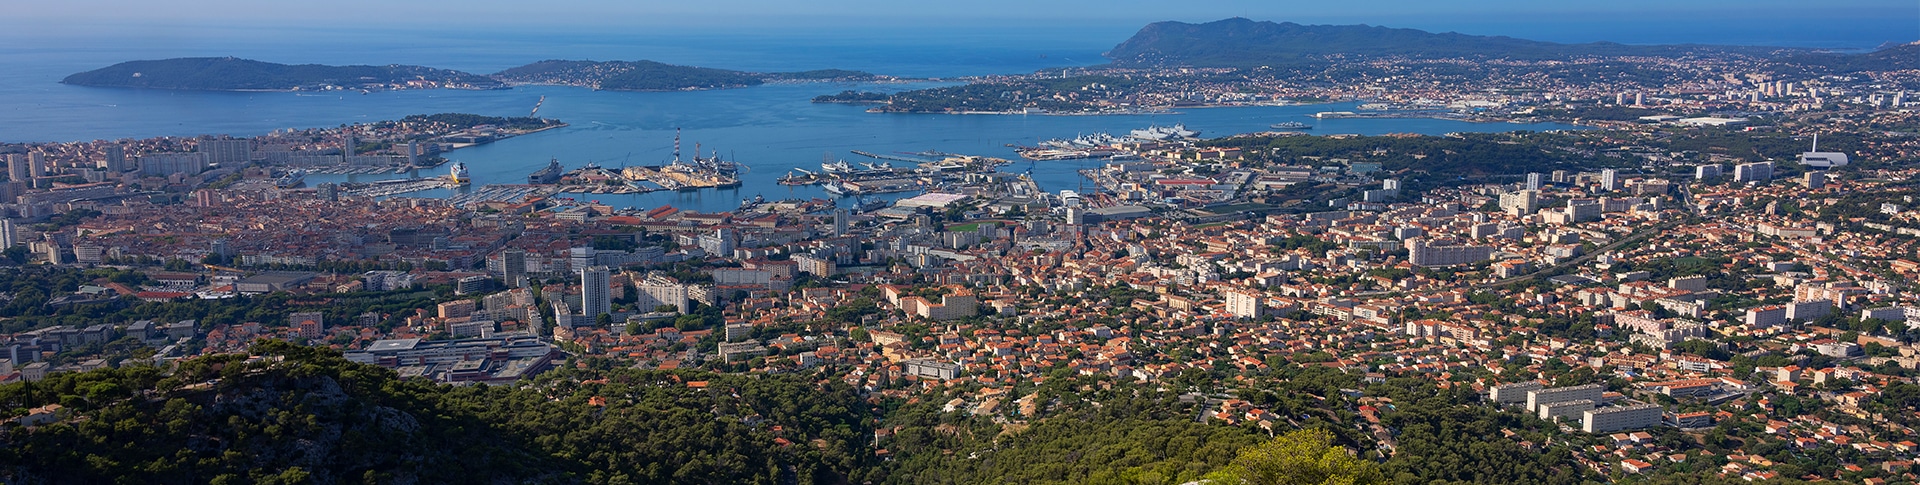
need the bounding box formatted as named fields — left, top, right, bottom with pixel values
left=5, top=17, right=1920, bottom=484
left=4, top=91, right=1920, bottom=480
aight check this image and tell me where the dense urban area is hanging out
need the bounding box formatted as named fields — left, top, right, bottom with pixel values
left=5, top=17, right=1920, bottom=485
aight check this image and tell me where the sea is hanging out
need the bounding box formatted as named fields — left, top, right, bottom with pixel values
left=0, top=20, right=1909, bottom=212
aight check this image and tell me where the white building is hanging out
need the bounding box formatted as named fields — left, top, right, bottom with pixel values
left=1527, top=383, right=1605, bottom=412
left=1499, top=190, right=1539, bottom=216
left=1489, top=381, right=1544, bottom=404
left=1695, top=164, right=1722, bottom=179
left=1798, top=135, right=1849, bottom=168
left=1224, top=288, right=1263, bottom=319
left=1583, top=404, right=1664, bottom=433
left=1744, top=305, right=1787, bottom=328
left=1733, top=162, right=1773, bottom=182
left=1406, top=239, right=1494, bottom=267
left=580, top=266, right=612, bottom=319
left=1539, top=399, right=1596, bottom=422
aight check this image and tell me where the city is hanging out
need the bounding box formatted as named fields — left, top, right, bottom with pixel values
left=2, top=6, right=1920, bottom=485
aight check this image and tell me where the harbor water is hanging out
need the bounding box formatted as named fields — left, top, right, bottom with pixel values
left=0, top=26, right=1601, bottom=213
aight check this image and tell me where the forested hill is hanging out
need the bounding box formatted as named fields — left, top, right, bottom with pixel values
left=491, top=59, right=878, bottom=91
left=1102, top=18, right=1794, bottom=68
left=0, top=341, right=881, bottom=484
left=61, top=57, right=506, bottom=91
left=0, top=340, right=1408, bottom=485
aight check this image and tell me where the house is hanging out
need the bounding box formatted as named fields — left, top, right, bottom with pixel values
left=15, top=404, right=63, bottom=426
left=1620, top=459, right=1654, bottom=474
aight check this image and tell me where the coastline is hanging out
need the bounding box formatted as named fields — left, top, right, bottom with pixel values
left=503, top=76, right=902, bottom=93
left=439, top=122, right=570, bottom=152
left=57, top=82, right=508, bottom=93
left=857, top=100, right=1352, bottom=117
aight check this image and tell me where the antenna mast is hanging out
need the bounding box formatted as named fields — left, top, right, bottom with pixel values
left=673, top=128, right=682, bottom=163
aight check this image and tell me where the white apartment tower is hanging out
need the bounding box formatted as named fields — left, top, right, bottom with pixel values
left=580, top=266, right=612, bottom=320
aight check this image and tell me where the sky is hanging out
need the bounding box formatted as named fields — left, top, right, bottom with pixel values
left=9, top=0, right=1920, bottom=48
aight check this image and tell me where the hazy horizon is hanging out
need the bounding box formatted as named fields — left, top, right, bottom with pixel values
left=8, top=0, right=1918, bottom=51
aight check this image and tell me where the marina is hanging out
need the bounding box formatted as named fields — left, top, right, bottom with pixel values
left=447, top=184, right=555, bottom=208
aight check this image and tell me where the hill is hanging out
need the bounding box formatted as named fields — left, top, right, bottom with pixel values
left=61, top=57, right=505, bottom=91
left=1102, top=18, right=1790, bottom=67
left=0, top=340, right=1378, bottom=485
left=1783, top=43, right=1920, bottom=72
left=491, top=59, right=876, bottom=91
left=0, top=341, right=878, bottom=484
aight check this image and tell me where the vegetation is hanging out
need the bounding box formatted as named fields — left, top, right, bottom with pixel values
left=62, top=57, right=504, bottom=91
left=0, top=342, right=878, bottom=484
left=1206, top=429, right=1385, bottom=485
left=812, top=90, right=892, bottom=104
left=492, top=60, right=875, bottom=92
left=0, top=336, right=1806, bottom=484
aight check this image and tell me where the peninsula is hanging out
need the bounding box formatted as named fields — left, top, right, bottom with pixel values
left=825, top=18, right=1920, bottom=116
left=61, top=57, right=506, bottom=91
left=490, top=59, right=880, bottom=91
left=63, top=57, right=882, bottom=94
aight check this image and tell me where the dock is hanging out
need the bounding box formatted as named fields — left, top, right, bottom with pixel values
left=342, top=178, right=458, bottom=198
left=850, top=150, right=937, bottom=164
left=304, top=165, right=414, bottom=175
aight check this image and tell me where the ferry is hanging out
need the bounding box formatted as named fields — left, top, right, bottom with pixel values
left=449, top=162, right=471, bottom=185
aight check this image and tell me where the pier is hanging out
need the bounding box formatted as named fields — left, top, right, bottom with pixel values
left=342, top=178, right=459, bottom=197
left=306, top=165, right=414, bottom=175
left=850, top=150, right=937, bottom=164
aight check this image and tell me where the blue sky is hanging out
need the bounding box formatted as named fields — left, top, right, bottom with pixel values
left=13, top=0, right=1920, bottom=47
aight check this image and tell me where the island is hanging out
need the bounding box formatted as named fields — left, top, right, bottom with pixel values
left=60, top=57, right=506, bottom=91
left=491, top=59, right=880, bottom=91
